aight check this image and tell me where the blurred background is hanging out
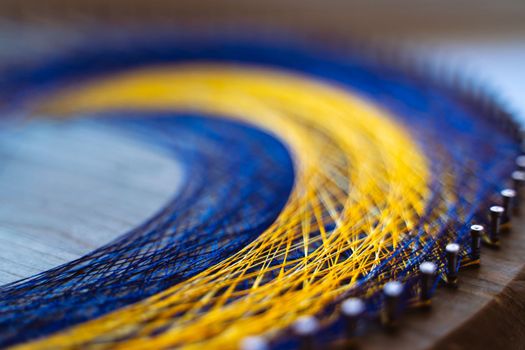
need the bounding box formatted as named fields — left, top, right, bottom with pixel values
left=0, top=0, right=524, bottom=116
left=0, top=0, right=524, bottom=37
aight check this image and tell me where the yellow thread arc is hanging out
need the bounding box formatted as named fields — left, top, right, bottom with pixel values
left=17, top=65, right=431, bottom=349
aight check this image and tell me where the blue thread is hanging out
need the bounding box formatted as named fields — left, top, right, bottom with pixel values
left=0, top=34, right=520, bottom=347
left=0, top=114, right=295, bottom=346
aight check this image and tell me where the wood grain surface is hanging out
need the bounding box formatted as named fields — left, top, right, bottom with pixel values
left=0, top=119, right=182, bottom=284
left=360, top=214, right=525, bottom=350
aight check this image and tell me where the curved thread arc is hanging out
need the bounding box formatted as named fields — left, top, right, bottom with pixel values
left=14, top=65, right=430, bottom=349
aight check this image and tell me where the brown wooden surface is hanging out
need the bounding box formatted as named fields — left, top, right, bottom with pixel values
left=361, top=215, right=525, bottom=350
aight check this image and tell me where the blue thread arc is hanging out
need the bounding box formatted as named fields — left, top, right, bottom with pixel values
left=0, top=113, right=295, bottom=346
left=0, top=34, right=520, bottom=348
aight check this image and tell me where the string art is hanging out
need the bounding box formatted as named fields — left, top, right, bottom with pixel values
left=0, top=34, right=521, bottom=349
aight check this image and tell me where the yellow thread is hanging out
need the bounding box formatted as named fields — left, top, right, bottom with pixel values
left=17, top=65, right=432, bottom=349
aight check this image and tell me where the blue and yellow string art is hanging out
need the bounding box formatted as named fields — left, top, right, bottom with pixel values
left=0, top=35, right=521, bottom=349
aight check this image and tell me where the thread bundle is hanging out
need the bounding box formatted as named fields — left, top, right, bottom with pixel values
left=0, top=35, right=520, bottom=349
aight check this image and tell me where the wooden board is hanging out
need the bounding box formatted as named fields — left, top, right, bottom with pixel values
left=0, top=3, right=524, bottom=349
left=362, top=214, right=525, bottom=350
left=0, top=119, right=181, bottom=284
